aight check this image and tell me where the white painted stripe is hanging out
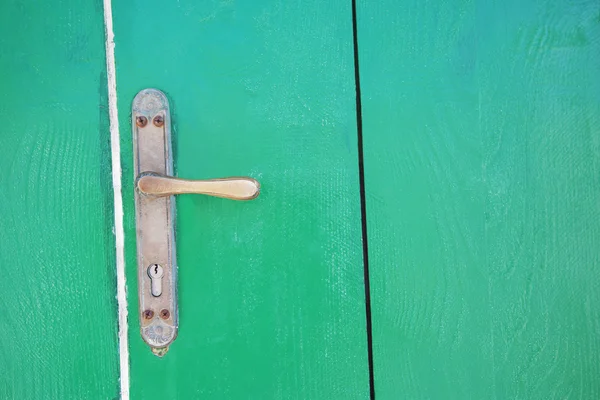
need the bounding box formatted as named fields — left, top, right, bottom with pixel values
left=102, top=0, right=130, bottom=398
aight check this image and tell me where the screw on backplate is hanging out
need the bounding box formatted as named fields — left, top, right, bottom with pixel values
left=159, top=309, right=170, bottom=319
left=153, top=115, right=164, bottom=127
left=136, top=116, right=148, bottom=127
left=143, top=309, right=154, bottom=320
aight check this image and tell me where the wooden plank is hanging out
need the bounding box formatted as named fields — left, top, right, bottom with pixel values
left=0, top=0, right=119, bottom=398
left=113, top=1, right=370, bottom=398
left=358, top=0, right=600, bottom=397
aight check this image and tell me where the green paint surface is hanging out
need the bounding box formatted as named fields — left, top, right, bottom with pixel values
left=113, top=1, right=369, bottom=398
left=2, top=0, right=598, bottom=397
left=358, top=0, right=600, bottom=398
left=0, top=0, right=119, bottom=399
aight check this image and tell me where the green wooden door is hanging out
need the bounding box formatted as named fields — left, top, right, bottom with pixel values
left=2, top=0, right=599, bottom=398
left=0, top=0, right=119, bottom=399
left=113, top=0, right=370, bottom=399
left=358, top=0, right=600, bottom=398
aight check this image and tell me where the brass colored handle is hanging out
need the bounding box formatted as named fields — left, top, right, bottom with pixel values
left=137, top=172, right=260, bottom=200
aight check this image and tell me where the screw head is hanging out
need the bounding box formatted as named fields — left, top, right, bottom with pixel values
left=159, top=309, right=170, bottom=319
left=143, top=309, right=154, bottom=320
left=153, top=115, right=164, bottom=127
left=136, top=116, right=148, bottom=127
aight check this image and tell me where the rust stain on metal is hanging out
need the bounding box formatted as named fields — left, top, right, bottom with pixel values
left=136, top=116, right=148, bottom=127
left=153, top=115, right=164, bottom=127
left=159, top=309, right=170, bottom=320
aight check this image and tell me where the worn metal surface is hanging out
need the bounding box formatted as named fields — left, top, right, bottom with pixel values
left=132, top=89, right=178, bottom=353
left=132, top=89, right=261, bottom=354
left=137, top=173, right=259, bottom=200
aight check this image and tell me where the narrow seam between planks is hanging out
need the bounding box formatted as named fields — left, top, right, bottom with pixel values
left=351, top=0, right=376, bottom=398
left=102, top=0, right=130, bottom=398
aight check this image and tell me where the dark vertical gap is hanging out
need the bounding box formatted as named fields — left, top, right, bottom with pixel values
left=351, top=0, right=375, bottom=399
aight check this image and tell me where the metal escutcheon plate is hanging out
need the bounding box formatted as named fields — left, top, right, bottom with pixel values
left=132, top=88, right=178, bottom=355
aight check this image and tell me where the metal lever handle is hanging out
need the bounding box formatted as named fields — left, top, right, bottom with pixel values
left=137, top=172, right=260, bottom=200
left=133, top=88, right=263, bottom=356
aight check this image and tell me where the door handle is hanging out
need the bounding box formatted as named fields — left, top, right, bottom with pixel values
left=136, top=172, right=260, bottom=200
left=132, top=88, right=259, bottom=356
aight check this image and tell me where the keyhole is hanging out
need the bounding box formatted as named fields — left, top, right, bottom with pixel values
left=148, top=264, right=164, bottom=297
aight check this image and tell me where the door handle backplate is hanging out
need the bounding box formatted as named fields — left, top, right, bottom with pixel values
left=133, top=89, right=178, bottom=357
left=132, top=88, right=259, bottom=356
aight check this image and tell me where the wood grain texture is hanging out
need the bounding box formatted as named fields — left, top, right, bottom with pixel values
left=0, top=0, right=119, bottom=398
left=113, top=1, right=369, bottom=398
left=358, top=0, right=600, bottom=398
